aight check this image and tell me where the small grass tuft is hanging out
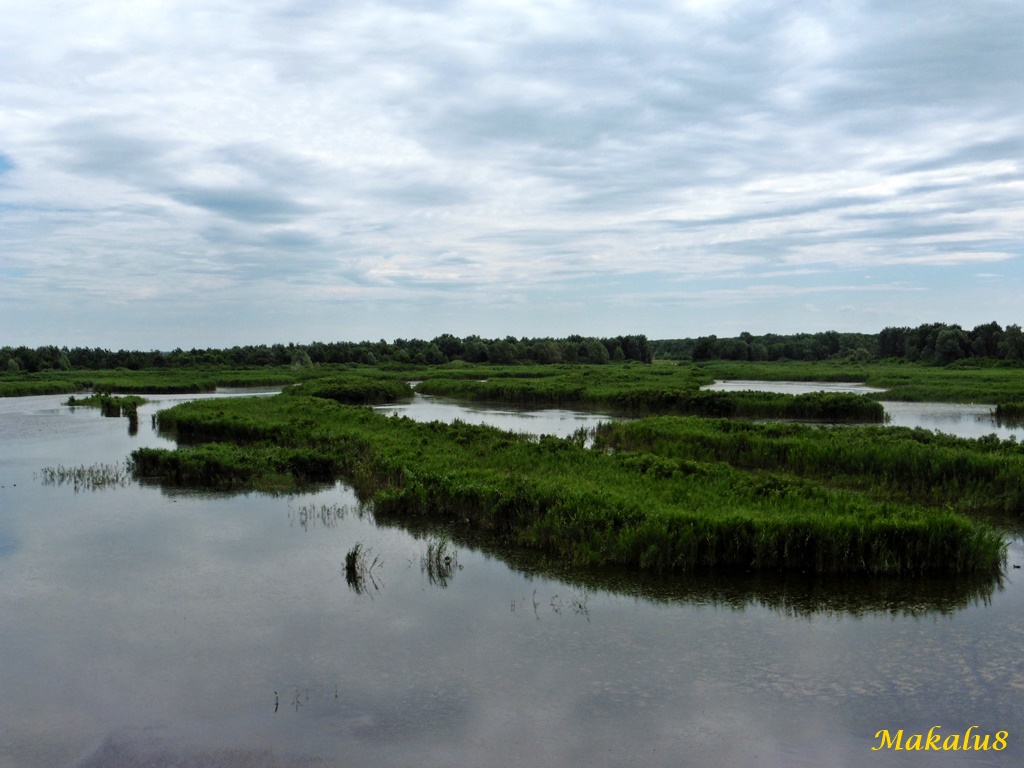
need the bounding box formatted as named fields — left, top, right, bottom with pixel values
left=344, top=541, right=382, bottom=594
left=421, top=535, right=460, bottom=587
left=39, top=462, right=130, bottom=491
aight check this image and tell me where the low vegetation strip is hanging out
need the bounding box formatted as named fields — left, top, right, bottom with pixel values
left=67, top=393, right=147, bottom=417
left=6, top=357, right=1023, bottom=407
left=129, top=395, right=1004, bottom=575
left=593, top=417, right=1024, bottom=514
left=995, top=402, right=1024, bottom=423
left=695, top=360, right=1024, bottom=404
left=414, top=375, right=885, bottom=421
left=0, top=367, right=316, bottom=397
left=283, top=376, right=413, bottom=404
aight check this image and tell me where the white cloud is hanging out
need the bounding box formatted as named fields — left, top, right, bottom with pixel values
left=1, top=0, right=1023, bottom=346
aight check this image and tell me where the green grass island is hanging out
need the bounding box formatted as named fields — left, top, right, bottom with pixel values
left=122, top=362, right=1019, bottom=576
left=7, top=330, right=1024, bottom=576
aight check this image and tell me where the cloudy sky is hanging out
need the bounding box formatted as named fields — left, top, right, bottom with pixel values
left=2, top=0, right=1023, bottom=349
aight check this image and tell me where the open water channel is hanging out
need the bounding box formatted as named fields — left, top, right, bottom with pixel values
left=1, top=387, right=1022, bottom=767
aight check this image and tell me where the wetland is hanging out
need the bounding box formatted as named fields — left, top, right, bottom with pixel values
left=2, top=361, right=1023, bottom=766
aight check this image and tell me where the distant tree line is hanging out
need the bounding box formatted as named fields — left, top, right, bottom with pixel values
left=653, top=322, right=1024, bottom=364
left=653, top=331, right=878, bottom=362
left=0, top=334, right=653, bottom=373
left=7, top=324, right=1023, bottom=373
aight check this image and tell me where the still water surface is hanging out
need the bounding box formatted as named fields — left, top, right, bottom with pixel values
left=0, top=391, right=1022, bottom=767
left=704, top=380, right=1024, bottom=441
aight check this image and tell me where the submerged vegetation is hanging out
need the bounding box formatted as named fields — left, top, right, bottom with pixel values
left=289, top=502, right=353, bottom=530
left=344, top=541, right=382, bottom=594
left=39, top=462, right=131, bottom=491
left=129, top=393, right=1007, bottom=575
left=421, top=535, right=460, bottom=587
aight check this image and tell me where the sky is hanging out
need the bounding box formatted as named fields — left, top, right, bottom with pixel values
left=2, top=0, right=1023, bottom=349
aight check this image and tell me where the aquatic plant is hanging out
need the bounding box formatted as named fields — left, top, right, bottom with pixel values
left=8, top=357, right=1024, bottom=405
left=344, top=541, right=382, bottom=594
left=129, top=442, right=339, bottom=492
left=289, top=502, right=354, bottom=530
left=129, top=395, right=1006, bottom=575
left=994, top=402, right=1024, bottom=424
left=593, top=417, right=1024, bottom=514
left=284, top=375, right=413, bottom=405
left=39, top=462, right=131, bottom=491
left=413, top=373, right=885, bottom=421
left=694, top=359, right=1024, bottom=404
left=421, top=535, right=459, bottom=587
left=67, top=393, right=147, bottom=418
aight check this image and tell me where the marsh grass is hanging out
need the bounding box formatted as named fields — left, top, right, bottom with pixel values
left=285, top=376, right=413, bottom=404
left=593, top=417, right=1024, bottom=514
left=67, top=393, right=147, bottom=418
left=344, top=542, right=382, bottom=594
left=421, top=535, right=460, bottom=587
left=413, top=372, right=884, bottom=421
left=1, top=365, right=322, bottom=398
left=696, top=360, right=1024, bottom=404
left=129, top=442, right=339, bottom=492
left=130, top=395, right=1006, bottom=574
left=0, top=378, right=87, bottom=397
left=288, top=502, right=357, bottom=530
left=995, top=402, right=1024, bottom=425
left=39, top=462, right=131, bottom=491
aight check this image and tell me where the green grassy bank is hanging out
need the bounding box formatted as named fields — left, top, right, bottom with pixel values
left=283, top=375, right=413, bottom=404
left=0, top=366, right=321, bottom=397
left=6, top=358, right=1023, bottom=410
left=593, top=417, right=1024, bottom=514
left=995, top=402, right=1024, bottom=423
left=410, top=364, right=885, bottom=422
left=129, top=394, right=1005, bottom=575
left=67, top=393, right=147, bottom=418
left=693, top=360, right=1024, bottom=404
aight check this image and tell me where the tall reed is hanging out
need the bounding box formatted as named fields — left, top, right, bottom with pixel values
left=131, top=395, right=1005, bottom=574
left=593, top=417, right=1024, bottom=513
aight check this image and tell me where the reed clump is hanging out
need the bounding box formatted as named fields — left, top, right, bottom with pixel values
left=40, top=462, right=131, bottom=491
left=344, top=541, right=382, bottom=594
left=421, top=535, right=459, bottom=587
left=592, top=417, right=1024, bottom=514
left=130, top=395, right=1005, bottom=575
left=67, top=393, right=147, bottom=418
left=129, top=439, right=340, bottom=492
left=289, top=502, right=352, bottom=530
left=994, top=402, right=1024, bottom=424
left=284, top=376, right=413, bottom=405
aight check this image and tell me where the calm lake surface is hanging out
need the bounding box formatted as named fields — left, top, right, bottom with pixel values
left=704, top=380, right=1024, bottom=441
left=1, top=391, right=1022, bottom=767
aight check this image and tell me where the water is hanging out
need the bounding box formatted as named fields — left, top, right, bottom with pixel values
left=374, top=394, right=614, bottom=438
left=703, top=380, right=1024, bottom=441
left=702, top=380, right=888, bottom=396
left=1, top=392, right=1022, bottom=767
